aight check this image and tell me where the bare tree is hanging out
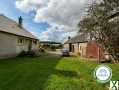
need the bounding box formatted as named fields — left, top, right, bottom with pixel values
left=78, top=0, right=119, bottom=61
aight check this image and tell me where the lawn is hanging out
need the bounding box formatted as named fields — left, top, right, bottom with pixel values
left=0, top=54, right=119, bottom=90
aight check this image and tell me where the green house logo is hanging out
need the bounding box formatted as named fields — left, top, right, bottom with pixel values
left=94, top=65, right=112, bottom=83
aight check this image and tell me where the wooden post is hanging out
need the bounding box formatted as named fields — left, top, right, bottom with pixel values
left=98, top=44, right=100, bottom=63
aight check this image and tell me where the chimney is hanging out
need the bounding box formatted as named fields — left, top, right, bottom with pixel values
left=18, top=16, right=23, bottom=28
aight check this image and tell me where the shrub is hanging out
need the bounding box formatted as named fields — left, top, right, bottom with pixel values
left=18, top=50, right=39, bottom=57
left=50, top=45, right=56, bottom=51
left=18, top=51, right=27, bottom=57
left=39, top=48, right=45, bottom=52
left=27, top=50, right=39, bottom=57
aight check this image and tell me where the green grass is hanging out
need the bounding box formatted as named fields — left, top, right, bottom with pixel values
left=0, top=54, right=119, bottom=90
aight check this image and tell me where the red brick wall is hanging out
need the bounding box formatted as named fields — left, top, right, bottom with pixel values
left=86, top=41, right=105, bottom=59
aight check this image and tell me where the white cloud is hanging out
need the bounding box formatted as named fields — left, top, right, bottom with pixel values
left=28, top=24, right=77, bottom=42
left=34, top=0, right=92, bottom=27
left=39, top=26, right=77, bottom=42
left=15, top=0, right=94, bottom=41
left=15, top=0, right=49, bottom=12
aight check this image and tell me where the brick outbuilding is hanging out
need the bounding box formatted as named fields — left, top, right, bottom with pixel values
left=64, top=34, right=105, bottom=59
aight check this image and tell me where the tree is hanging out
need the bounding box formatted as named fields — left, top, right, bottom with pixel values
left=78, top=0, right=119, bottom=61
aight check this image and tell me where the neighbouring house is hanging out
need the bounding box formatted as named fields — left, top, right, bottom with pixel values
left=0, top=15, right=39, bottom=58
left=64, top=33, right=105, bottom=59
left=64, top=12, right=119, bottom=60
left=64, top=34, right=89, bottom=57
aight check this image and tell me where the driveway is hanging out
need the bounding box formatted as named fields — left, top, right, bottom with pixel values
left=46, top=49, right=62, bottom=56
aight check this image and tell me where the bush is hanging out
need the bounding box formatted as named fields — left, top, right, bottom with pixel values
left=18, top=50, right=39, bottom=57
left=27, top=50, right=39, bottom=57
left=50, top=45, right=56, bottom=51
left=39, top=48, right=45, bottom=52
left=18, top=51, right=27, bottom=57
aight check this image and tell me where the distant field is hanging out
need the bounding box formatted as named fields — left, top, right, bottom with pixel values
left=0, top=54, right=118, bottom=90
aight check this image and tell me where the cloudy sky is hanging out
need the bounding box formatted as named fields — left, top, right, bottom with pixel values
left=0, top=0, right=93, bottom=42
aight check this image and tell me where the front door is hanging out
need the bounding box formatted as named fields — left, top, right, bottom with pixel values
left=69, top=43, right=74, bottom=52
left=69, top=43, right=72, bottom=52
left=28, top=40, right=32, bottom=51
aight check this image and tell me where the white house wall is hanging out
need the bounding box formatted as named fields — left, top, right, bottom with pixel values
left=16, top=37, right=39, bottom=54
left=0, top=32, right=17, bottom=58
left=63, top=42, right=87, bottom=56
left=16, top=38, right=30, bottom=53
left=0, top=32, right=39, bottom=58
left=32, top=42, right=39, bottom=51
left=78, top=43, right=87, bottom=56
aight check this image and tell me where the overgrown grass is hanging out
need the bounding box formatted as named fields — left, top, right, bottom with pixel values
left=0, top=54, right=118, bottom=90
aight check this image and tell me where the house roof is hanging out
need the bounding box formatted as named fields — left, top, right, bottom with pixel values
left=0, top=15, right=38, bottom=39
left=65, top=33, right=89, bottom=44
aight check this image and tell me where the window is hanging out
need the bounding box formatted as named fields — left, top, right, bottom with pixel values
left=18, top=38, right=24, bottom=44
left=33, top=40, right=37, bottom=45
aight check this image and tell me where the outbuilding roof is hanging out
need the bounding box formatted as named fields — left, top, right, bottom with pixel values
left=0, top=15, right=38, bottom=39
left=65, top=33, right=89, bottom=44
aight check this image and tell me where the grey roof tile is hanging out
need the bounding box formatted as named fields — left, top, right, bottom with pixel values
left=0, top=15, right=38, bottom=39
left=65, top=33, right=89, bottom=44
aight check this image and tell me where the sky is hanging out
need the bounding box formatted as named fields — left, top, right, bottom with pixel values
left=0, top=0, right=94, bottom=42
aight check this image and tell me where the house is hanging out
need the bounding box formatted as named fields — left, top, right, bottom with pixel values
left=0, top=15, right=39, bottom=58
left=64, top=34, right=89, bottom=57
left=64, top=33, right=105, bottom=59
